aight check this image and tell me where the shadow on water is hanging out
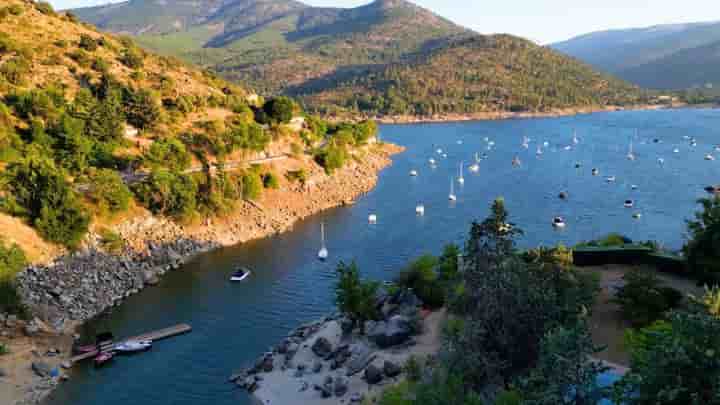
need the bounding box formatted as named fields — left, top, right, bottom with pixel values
left=45, top=108, right=720, bottom=405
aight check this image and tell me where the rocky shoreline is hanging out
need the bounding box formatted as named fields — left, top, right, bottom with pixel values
left=230, top=289, right=444, bottom=405
left=374, top=104, right=672, bottom=124
left=4, top=143, right=402, bottom=405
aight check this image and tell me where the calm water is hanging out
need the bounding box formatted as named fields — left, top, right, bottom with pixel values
left=46, top=109, right=720, bottom=405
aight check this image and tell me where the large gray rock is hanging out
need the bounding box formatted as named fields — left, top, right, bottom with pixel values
left=311, top=337, right=333, bottom=359
left=383, top=360, right=402, bottom=378
left=334, top=377, right=348, bottom=397
left=364, top=364, right=383, bottom=384
left=346, top=343, right=375, bottom=376
left=368, top=315, right=412, bottom=348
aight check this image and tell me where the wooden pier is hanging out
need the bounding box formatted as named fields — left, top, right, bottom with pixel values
left=69, top=323, right=192, bottom=364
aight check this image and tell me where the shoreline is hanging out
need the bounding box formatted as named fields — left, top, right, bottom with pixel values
left=373, top=104, right=679, bottom=124
left=3, top=143, right=403, bottom=405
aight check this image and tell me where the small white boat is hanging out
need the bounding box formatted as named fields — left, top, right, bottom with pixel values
left=409, top=170, right=418, bottom=177
left=114, top=340, right=152, bottom=353
left=592, top=168, right=599, bottom=176
left=449, top=179, right=457, bottom=201
left=683, top=135, right=691, bottom=140
left=705, top=154, right=715, bottom=161
left=442, top=153, right=448, bottom=158
left=436, top=148, right=443, bottom=154
left=457, top=162, right=465, bottom=184
left=552, top=217, right=566, bottom=228
left=564, top=145, right=572, bottom=151
left=428, top=158, right=436, bottom=165
left=543, top=141, right=550, bottom=147
left=631, top=184, right=638, bottom=190
left=627, top=136, right=636, bottom=160
left=657, top=158, right=665, bottom=165
left=483, top=137, right=489, bottom=142
left=673, top=148, right=680, bottom=153
left=457, top=140, right=463, bottom=145
left=522, top=136, right=530, bottom=149
left=468, top=163, right=480, bottom=173
left=488, top=141, right=495, bottom=146
left=624, top=199, right=634, bottom=208
left=318, top=222, right=328, bottom=261
left=536, top=145, right=543, bottom=156
left=415, top=205, right=425, bottom=216
left=512, top=156, right=522, bottom=167
left=715, top=146, right=720, bottom=152
left=368, top=214, right=377, bottom=224
left=633, top=213, right=642, bottom=219
left=572, top=131, right=579, bottom=145
left=691, top=140, right=697, bottom=147
left=606, top=176, right=616, bottom=183
left=230, top=267, right=252, bottom=282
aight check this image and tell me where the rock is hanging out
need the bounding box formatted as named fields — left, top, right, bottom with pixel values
left=364, top=364, right=383, bottom=384
left=340, top=318, right=354, bottom=335
left=383, top=360, right=402, bottom=377
left=312, top=360, right=322, bottom=373
left=311, top=337, right=333, bottom=359
left=350, top=392, right=365, bottom=403
left=32, top=361, right=52, bottom=378
left=368, top=315, right=412, bottom=348
left=299, top=381, right=309, bottom=392
left=261, top=355, right=274, bottom=372
left=314, top=383, right=332, bottom=398
left=24, top=321, right=40, bottom=337
left=0, top=367, right=6, bottom=377
left=334, top=377, right=348, bottom=397
left=346, top=343, right=375, bottom=376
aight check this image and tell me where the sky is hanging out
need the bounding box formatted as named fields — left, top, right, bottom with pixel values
left=50, top=0, right=720, bottom=44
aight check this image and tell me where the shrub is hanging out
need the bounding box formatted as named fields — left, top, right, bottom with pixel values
left=0, top=239, right=27, bottom=280
left=684, top=196, right=720, bottom=283
left=35, top=1, right=55, bottom=15
left=1, top=56, right=31, bottom=85
left=8, top=4, right=23, bottom=15
left=258, top=96, right=294, bottom=124
left=404, top=355, right=423, bottom=382
left=334, top=261, right=379, bottom=334
left=143, top=138, right=191, bottom=171
left=262, top=172, right=279, bottom=189
left=396, top=254, right=446, bottom=308
left=285, top=169, right=307, bottom=185
left=119, top=47, right=143, bottom=69
left=68, top=49, right=92, bottom=67
left=91, top=57, right=109, bottom=73
left=3, top=157, right=89, bottom=247
left=132, top=168, right=197, bottom=220
left=241, top=172, right=263, bottom=200
left=97, top=227, right=125, bottom=254
left=314, top=145, right=348, bottom=174
left=612, top=269, right=683, bottom=327
left=124, top=89, right=161, bottom=130
left=87, top=169, right=132, bottom=214
left=0, top=278, right=28, bottom=318
left=78, top=34, right=98, bottom=51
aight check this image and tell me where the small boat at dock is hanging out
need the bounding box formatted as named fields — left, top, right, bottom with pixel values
left=94, top=352, right=114, bottom=367
left=114, top=340, right=152, bottom=353
left=230, top=267, right=251, bottom=282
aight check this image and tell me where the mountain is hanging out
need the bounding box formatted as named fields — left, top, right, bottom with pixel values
left=73, top=0, right=645, bottom=115
left=552, top=21, right=720, bottom=89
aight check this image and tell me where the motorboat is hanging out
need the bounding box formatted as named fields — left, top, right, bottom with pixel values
left=409, top=170, right=419, bottom=176
left=94, top=352, right=114, bottom=367
left=606, top=176, right=616, bottom=183
left=536, top=145, right=543, bottom=156
left=543, top=141, right=550, bottom=147
left=592, top=168, right=599, bottom=176
left=457, top=162, right=465, bottom=184
left=428, top=158, right=436, bottom=165
left=657, top=158, right=665, bottom=165
left=436, top=148, right=443, bottom=154
left=318, top=222, right=328, bottom=261
left=564, top=145, right=572, bottom=151
left=368, top=214, right=377, bottom=224
left=468, top=163, right=480, bottom=173
left=558, top=191, right=569, bottom=200
left=572, top=131, right=579, bottom=145
left=631, top=184, right=638, bottom=190
left=457, top=140, right=463, bottom=145
left=512, top=156, right=521, bottom=167
left=673, top=148, right=680, bottom=153
left=449, top=179, right=457, bottom=201
left=705, top=185, right=720, bottom=194
left=575, top=162, right=582, bottom=169
left=415, top=205, right=425, bottom=216
left=705, top=154, right=715, bottom=161
left=522, top=136, right=530, bottom=149
left=552, top=217, right=566, bottom=228
left=624, top=200, right=634, bottom=208
left=114, top=340, right=152, bottom=353
left=230, top=267, right=251, bottom=282
left=633, top=213, right=642, bottom=219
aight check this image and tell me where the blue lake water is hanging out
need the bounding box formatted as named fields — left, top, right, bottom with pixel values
left=45, top=108, right=720, bottom=405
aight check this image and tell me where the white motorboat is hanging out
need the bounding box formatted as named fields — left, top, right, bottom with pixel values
left=318, top=222, right=328, bottom=261
left=114, top=340, right=152, bottom=353
left=368, top=214, right=377, bottom=224
left=436, top=148, right=443, bottom=154
left=415, top=205, right=425, bottom=216
left=592, top=168, right=599, bottom=176
left=564, top=145, right=572, bottom=151
left=469, top=163, right=480, bottom=173
left=457, top=162, right=465, bottom=184
left=673, top=148, right=680, bottom=153
left=624, top=200, right=634, bottom=208
left=409, top=170, right=418, bottom=176
left=552, top=217, right=566, bottom=228
left=705, top=154, right=715, bottom=161
left=230, top=267, right=251, bottom=282
left=606, top=176, right=616, bottom=183
left=633, top=213, right=642, bottom=219
left=572, top=131, right=579, bottom=145
left=631, top=184, right=638, bottom=190
left=428, top=158, right=436, bottom=165
left=457, top=140, right=463, bottom=145
left=449, top=179, right=457, bottom=201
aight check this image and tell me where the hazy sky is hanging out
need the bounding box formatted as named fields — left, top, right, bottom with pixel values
left=51, top=0, right=720, bottom=44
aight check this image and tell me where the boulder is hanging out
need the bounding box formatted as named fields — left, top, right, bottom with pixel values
left=350, top=393, right=365, bottom=403
left=312, top=360, right=322, bottom=373
left=368, top=315, right=412, bottom=348
left=24, top=321, right=40, bottom=337
left=32, top=361, right=52, bottom=378
left=311, top=337, right=333, bottom=359
left=334, top=377, right=348, bottom=397
left=383, top=360, right=402, bottom=378
left=364, top=364, right=383, bottom=384
left=345, top=343, right=375, bottom=376
left=261, top=355, right=274, bottom=373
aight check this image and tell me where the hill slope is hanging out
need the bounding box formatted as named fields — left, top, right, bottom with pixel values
left=73, top=0, right=645, bottom=115
left=552, top=21, right=720, bottom=89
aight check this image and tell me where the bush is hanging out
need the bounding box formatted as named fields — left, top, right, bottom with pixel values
left=404, top=355, right=423, bottom=382
left=35, top=1, right=55, bottom=15
left=0, top=279, right=28, bottom=318
left=612, top=269, right=683, bottom=327
left=684, top=196, right=720, bottom=283
left=78, top=34, right=98, bottom=51
left=3, top=157, right=89, bottom=247
left=87, top=169, right=132, bottom=214
left=97, top=227, right=125, bottom=254
left=119, top=47, right=143, bottom=69
left=91, top=57, right=109, bottom=73
left=143, top=138, right=191, bottom=171
left=335, top=261, right=379, bottom=334
left=133, top=169, right=197, bottom=220
left=262, top=172, right=279, bottom=189
left=285, top=169, right=307, bottom=185
left=314, top=145, right=348, bottom=174
left=396, top=255, right=446, bottom=308
left=0, top=239, right=27, bottom=280
left=124, top=89, right=161, bottom=130
left=241, top=172, right=263, bottom=200
left=1, top=55, right=31, bottom=85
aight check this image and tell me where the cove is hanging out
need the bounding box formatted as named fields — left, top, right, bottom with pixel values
left=45, top=108, right=720, bottom=405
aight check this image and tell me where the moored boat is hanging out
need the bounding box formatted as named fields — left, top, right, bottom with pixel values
left=230, top=267, right=251, bottom=282
left=94, top=352, right=114, bottom=367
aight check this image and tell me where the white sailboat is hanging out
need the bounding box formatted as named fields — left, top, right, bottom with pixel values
left=627, top=137, right=636, bottom=161
left=572, top=130, right=579, bottom=145
left=457, top=162, right=465, bottom=184
left=536, top=145, right=543, bottom=156
left=512, top=155, right=521, bottom=167
left=521, top=136, right=530, bottom=149
left=449, top=178, right=457, bottom=201
left=469, top=153, right=480, bottom=172
left=317, top=222, right=328, bottom=261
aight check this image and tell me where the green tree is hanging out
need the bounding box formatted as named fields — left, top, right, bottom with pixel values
left=684, top=195, right=720, bottom=283
left=87, top=169, right=132, bottom=214
left=465, top=197, right=523, bottom=270
left=132, top=168, right=197, bottom=220
left=261, top=96, right=294, bottom=124
left=143, top=138, right=191, bottom=171
left=78, top=34, right=98, bottom=51
left=124, top=88, right=161, bottom=130
left=46, top=113, right=92, bottom=173
left=119, top=47, right=143, bottom=69
left=241, top=172, right=263, bottom=200
left=396, top=254, right=445, bottom=308
left=0, top=239, right=26, bottom=280
left=612, top=269, right=683, bottom=327
left=335, top=261, right=379, bottom=334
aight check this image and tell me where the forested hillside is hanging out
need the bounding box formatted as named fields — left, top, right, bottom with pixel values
left=73, top=0, right=646, bottom=117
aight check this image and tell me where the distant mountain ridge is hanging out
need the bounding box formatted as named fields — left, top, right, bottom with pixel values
left=552, top=21, right=720, bottom=89
left=73, top=0, right=645, bottom=116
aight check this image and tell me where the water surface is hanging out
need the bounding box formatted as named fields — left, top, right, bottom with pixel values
left=46, top=109, right=720, bottom=405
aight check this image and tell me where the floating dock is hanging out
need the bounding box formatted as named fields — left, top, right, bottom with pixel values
left=69, top=323, right=192, bottom=364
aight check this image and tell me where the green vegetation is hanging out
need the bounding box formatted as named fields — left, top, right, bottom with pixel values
left=684, top=195, right=720, bottom=283
left=262, top=172, right=279, bottom=189
left=86, top=169, right=132, bottom=215
left=133, top=169, right=197, bottom=220
left=241, top=172, right=263, bottom=200
left=0, top=239, right=27, bottom=317
left=34, top=1, right=55, bottom=16
left=97, top=227, right=125, bottom=254
left=334, top=261, right=379, bottom=335
left=143, top=138, right=191, bottom=171
left=612, top=269, right=683, bottom=327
